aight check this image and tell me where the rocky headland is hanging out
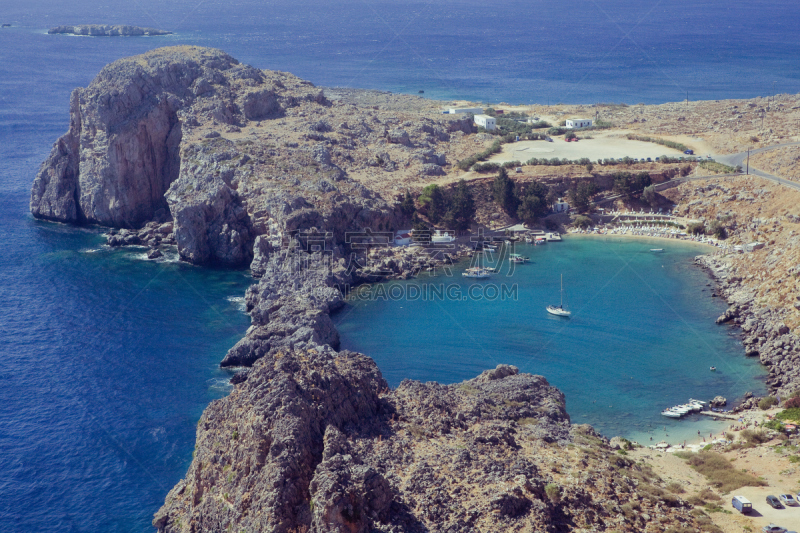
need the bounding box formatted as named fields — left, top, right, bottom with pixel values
left=48, top=25, right=172, bottom=36
left=32, top=46, right=800, bottom=532
left=154, top=351, right=704, bottom=532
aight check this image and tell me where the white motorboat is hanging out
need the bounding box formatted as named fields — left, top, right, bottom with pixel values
left=688, top=399, right=706, bottom=411
left=463, top=268, right=491, bottom=279
left=661, top=410, right=682, bottom=418
left=545, top=232, right=562, bottom=242
left=432, top=230, right=456, bottom=244
left=509, top=253, right=529, bottom=263
left=650, top=248, right=664, bottom=253
left=546, top=274, right=571, bottom=317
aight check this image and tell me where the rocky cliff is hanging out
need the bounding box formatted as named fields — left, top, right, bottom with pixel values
left=154, top=352, right=702, bottom=532
left=31, top=46, right=473, bottom=266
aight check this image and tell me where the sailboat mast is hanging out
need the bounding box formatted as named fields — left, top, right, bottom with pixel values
left=560, top=274, right=563, bottom=307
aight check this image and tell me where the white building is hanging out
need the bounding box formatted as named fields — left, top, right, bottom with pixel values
left=474, top=114, right=496, bottom=131
left=394, top=230, right=412, bottom=246
left=565, top=118, right=592, bottom=129
left=553, top=199, right=569, bottom=213
left=448, top=107, right=483, bottom=115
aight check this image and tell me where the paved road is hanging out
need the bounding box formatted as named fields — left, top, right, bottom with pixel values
left=714, top=140, right=800, bottom=170
left=658, top=141, right=800, bottom=192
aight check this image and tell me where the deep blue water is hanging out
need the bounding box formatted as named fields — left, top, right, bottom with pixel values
left=337, top=238, right=767, bottom=445
left=0, top=1, right=795, bottom=531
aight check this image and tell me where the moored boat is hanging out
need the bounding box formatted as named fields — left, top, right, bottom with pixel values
left=546, top=274, right=571, bottom=317
left=432, top=230, right=456, bottom=243
left=463, top=268, right=491, bottom=279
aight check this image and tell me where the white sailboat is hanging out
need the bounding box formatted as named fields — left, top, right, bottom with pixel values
left=546, top=274, right=571, bottom=317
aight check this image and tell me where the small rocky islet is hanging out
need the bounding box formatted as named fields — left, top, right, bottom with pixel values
left=47, top=24, right=172, bottom=36
left=31, top=46, right=799, bottom=532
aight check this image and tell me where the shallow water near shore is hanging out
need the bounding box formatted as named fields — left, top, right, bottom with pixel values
left=337, top=236, right=767, bottom=445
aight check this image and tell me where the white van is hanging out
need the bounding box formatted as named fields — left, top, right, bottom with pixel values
left=732, top=495, right=752, bottom=514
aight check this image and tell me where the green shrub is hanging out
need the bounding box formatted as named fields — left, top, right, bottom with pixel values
left=457, top=139, right=504, bottom=171
left=666, top=481, right=685, bottom=494
left=740, top=429, right=771, bottom=446
left=545, top=483, right=561, bottom=503
left=621, top=501, right=640, bottom=518
left=472, top=162, right=500, bottom=172
left=706, top=219, right=727, bottom=239
left=686, top=487, right=721, bottom=506
left=638, top=483, right=680, bottom=506
left=626, top=133, right=690, bottom=153
left=699, top=160, right=738, bottom=174
left=573, top=215, right=593, bottom=230
left=686, top=221, right=705, bottom=235
left=776, top=407, right=800, bottom=422
left=679, top=451, right=768, bottom=493
left=759, top=396, right=778, bottom=410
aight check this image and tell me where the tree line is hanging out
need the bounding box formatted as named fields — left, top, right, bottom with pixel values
left=400, top=179, right=476, bottom=231
left=491, top=168, right=597, bottom=222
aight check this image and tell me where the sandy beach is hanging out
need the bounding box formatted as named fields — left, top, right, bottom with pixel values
left=567, top=230, right=719, bottom=251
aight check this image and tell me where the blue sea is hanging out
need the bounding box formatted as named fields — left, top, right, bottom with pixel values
left=337, top=238, right=766, bottom=445
left=0, top=1, right=796, bottom=531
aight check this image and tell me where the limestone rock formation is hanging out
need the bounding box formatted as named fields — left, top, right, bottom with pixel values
left=31, top=46, right=257, bottom=228
left=32, top=46, right=480, bottom=267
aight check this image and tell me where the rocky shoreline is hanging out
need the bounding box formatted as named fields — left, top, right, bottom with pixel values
left=698, top=253, right=800, bottom=401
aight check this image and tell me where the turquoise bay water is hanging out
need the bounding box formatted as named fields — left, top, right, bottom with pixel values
left=337, top=237, right=766, bottom=444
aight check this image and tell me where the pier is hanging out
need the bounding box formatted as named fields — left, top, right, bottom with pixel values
left=696, top=410, right=739, bottom=421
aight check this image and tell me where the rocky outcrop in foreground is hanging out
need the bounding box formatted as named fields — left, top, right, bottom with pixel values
left=48, top=25, right=172, bottom=36
left=154, top=351, right=701, bottom=532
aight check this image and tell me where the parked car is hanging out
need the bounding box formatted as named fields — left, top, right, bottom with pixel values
left=761, top=526, right=786, bottom=533
left=646, top=157, right=652, bottom=162
left=684, top=149, right=694, bottom=155
left=766, top=495, right=784, bottom=509
left=655, top=157, right=660, bottom=162
left=779, top=494, right=797, bottom=506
